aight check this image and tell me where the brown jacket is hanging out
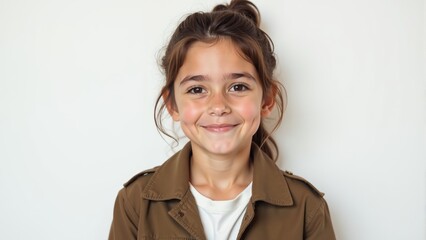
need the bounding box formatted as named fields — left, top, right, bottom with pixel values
left=109, top=143, right=336, bottom=240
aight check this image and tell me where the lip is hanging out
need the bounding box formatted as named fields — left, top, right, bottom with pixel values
left=201, top=124, right=238, bottom=133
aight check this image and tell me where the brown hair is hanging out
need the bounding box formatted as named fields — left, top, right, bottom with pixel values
left=154, top=0, right=285, bottom=161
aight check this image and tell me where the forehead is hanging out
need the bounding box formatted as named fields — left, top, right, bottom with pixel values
left=176, top=38, right=257, bottom=81
left=185, top=38, right=247, bottom=62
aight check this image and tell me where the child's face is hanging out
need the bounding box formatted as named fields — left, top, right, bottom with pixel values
left=169, top=38, right=273, bottom=157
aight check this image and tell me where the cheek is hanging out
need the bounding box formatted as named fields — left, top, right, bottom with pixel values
left=235, top=99, right=263, bottom=122
left=178, top=101, right=202, bottom=124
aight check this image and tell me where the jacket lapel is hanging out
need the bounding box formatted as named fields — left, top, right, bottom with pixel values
left=141, top=143, right=206, bottom=239
left=141, top=143, right=192, bottom=201
left=236, top=144, right=294, bottom=239
left=168, top=190, right=206, bottom=240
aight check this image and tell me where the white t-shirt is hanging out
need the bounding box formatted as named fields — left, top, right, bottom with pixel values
left=189, top=183, right=252, bottom=240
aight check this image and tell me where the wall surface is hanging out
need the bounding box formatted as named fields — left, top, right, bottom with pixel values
left=0, top=0, right=425, bottom=239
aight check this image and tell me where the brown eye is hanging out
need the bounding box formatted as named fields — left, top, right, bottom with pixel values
left=188, top=87, right=205, bottom=94
left=229, top=84, right=249, bottom=92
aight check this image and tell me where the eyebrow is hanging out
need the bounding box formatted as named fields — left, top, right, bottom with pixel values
left=179, top=72, right=256, bottom=86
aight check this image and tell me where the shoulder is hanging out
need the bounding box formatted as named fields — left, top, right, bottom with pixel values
left=281, top=170, right=332, bottom=225
left=281, top=170, right=325, bottom=198
left=113, top=166, right=160, bottom=212
left=280, top=170, right=335, bottom=237
left=110, top=166, right=161, bottom=228
left=123, top=166, right=160, bottom=188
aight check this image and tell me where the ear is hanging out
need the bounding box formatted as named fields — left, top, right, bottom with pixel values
left=163, top=90, right=180, bottom=121
left=261, top=88, right=276, bottom=117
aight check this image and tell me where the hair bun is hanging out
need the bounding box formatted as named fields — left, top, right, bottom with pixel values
left=212, top=0, right=261, bottom=27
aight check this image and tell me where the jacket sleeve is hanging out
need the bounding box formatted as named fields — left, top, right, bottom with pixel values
left=305, top=198, right=336, bottom=240
left=109, top=188, right=139, bottom=240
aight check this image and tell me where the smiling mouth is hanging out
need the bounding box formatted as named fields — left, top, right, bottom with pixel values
left=202, top=124, right=238, bottom=132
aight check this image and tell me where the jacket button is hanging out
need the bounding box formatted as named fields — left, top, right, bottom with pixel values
left=178, top=211, right=184, bottom=217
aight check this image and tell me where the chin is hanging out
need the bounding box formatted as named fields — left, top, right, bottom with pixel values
left=205, top=142, right=244, bottom=156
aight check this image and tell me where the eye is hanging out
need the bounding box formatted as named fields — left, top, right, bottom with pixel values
left=229, top=84, right=249, bottom=92
left=187, top=86, right=206, bottom=94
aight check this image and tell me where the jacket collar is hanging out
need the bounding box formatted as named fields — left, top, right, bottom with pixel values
left=250, top=143, right=293, bottom=206
left=142, top=142, right=293, bottom=206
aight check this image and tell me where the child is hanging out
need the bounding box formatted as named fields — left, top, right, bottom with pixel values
left=109, top=0, right=336, bottom=239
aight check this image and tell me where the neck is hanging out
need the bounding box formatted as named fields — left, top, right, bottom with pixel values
left=189, top=144, right=253, bottom=200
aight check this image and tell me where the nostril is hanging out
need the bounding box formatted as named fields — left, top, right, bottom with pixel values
left=208, top=105, right=231, bottom=116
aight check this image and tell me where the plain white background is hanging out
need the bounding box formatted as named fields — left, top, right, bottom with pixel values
left=0, top=0, right=425, bottom=239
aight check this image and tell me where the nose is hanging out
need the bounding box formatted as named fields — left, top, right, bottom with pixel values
left=208, top=93, right=231, bottom=116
